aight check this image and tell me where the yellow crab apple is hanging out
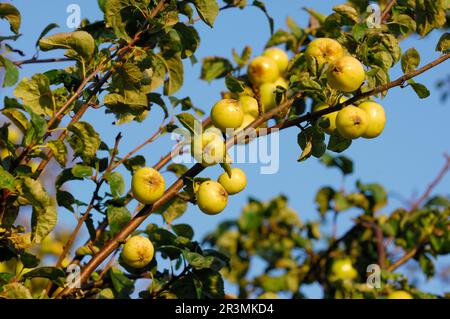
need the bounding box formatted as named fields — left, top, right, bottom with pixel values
left=336, top=105, right=369, bottom=139
left=210, top=99, right=244, bottom=132
left=329, top=258, right=358, bottom=281
left=131, top=167, right=166, bottom=204
left=358, top=101, right=386, bottom=139
left=120, top=235, right=154, bottom=269
left=191, top=128, right=227, bottom=166
left=259, top=77, right=289, bottom=111
left=218, top=167, right=247, bottom=195
left=263, top=47, right=289, bottom=73
left=197, top=181, right=228, bottom=215
left=314, top=97, right=349, bottom=135
left=247, top=56, right=280, bottom=85
left=305, top=38, right=345, bottom=66
left=387, top=291, right=413, bottom=299
left=238, top=95, right=260, bottom=118
left=327, top=56, right=365, bottom=92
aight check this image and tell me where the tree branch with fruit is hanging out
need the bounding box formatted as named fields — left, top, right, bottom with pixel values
left=0, top=0, right=449, bottom=300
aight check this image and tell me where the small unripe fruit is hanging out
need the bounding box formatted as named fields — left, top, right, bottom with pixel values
left=218, top=168, right=247, bottom=195
left=387, top=291, right=413, bottom=299
left=327, top=56, right=365, bottom=92
left=191, top=129, right=227, bottom=166
left=248, top=56, right=280, bottom=85
left=329, top=258, right=358, bottom=281
left=238, top=95, right=260, bottom=118
left=132, top=167, right=166, bottom=204
left=211, top=99, right=244, bottom=132
left=259, top=77, right=289, bottom=111
left=358, top=101, right=386, bottom=139
left=336, top=106, right=369, bottom=139
left=305, top=38, right=345, bottom=66
left=197, top=181, right=228, bottom=215
left=263, top=47, right=289, bottom=73
left=121, top=236, right=154, bottom=269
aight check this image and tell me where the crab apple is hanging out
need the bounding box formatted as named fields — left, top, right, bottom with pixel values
left=358, top=101, right=386, bottom=139
left=131, top=167, right=166, bottom=204
left=120, top=235, right=154, bottom=269
left=218, top=167, right=247, bottom=195
left=327, top=56, right=365, bottom=92
left=336, top=105, right=369, bottom=139
left=314, top=97, right=349, bottom=134
left=329, top=258, right=358, bottom=281
left=191, top=129, right=227, bottom=166
left=197, top=181, right=228, bottom=215
left=305, top=38, right=345, bottom=66
left=263, top=47, right=289, bottom=73
left=238, top=95, right=260, bottom=118
left=247, top=56, right=280, bottom=85
left=211, top=99, right=244, bottom=132
left=387, top=291, right=413, bottom=299
left=259, top=77, right=289, bottom=111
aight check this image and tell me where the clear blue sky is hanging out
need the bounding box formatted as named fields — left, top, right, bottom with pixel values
left=1, top=0, right=449, bottom=298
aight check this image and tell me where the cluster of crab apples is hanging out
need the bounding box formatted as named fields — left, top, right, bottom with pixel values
left=123, top=39, right=388, bottom=269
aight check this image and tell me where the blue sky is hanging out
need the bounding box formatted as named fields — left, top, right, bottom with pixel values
left=1, top=1, right=449, bottom=298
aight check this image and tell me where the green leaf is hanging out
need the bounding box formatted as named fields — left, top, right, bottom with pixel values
left=107, top=206, right=131, bottom=237
left=266, top=29, right=297, bottom=49
left=68, top=121, right=101, bottom=161
left=192, top=0, right=219, bottom=27
left=408, top=80, right=430, bottom=99
left=167, top=164, right=188, bottom=177
left=193, top=268, right=225, bottom=298
left=106, top=172, right=125, bottom=198
left=0, top=283, right=32, bottom=299
left=415, top=0, right=447, bottom=37
left=21, top=177, right=57, bottom=243
left=200, top=57, right=233, bottom=82
left=327, top=132, right=352, bottom=153
left=252, top=0, right=274, bottom=35
left=35, top=23, right=59, bottom=47
left=0, top=166, right=16, bottom=191
left=56, top=190, right=76, bottom=213
left=123, top=155, right=146, bottom=172
left=232, top=46, right=252, bottom=67
left=315, top=186, right=335, bottom=216
left=320, top=153, right=353, bottom=175
left=0, top=3, right=21, bottom=34
left=173, top=23, right=200, bottom=58
left=22, top=267, right=65, bottom=285
left=436, top=33, right=450, bottom=53
left=225, top=74, right=245, bottom=94
left=45, top=140, right=67, bottom=168
left=39, top=31, right=95, bottom=61
left=109, top=267, right=134, bottom=298
left=176, top=112, right=198, bottom=135
left=0, top=55, right=18, bottom=87
left=172, top=224, right=194, bottom=240
left=332, top=4, right=358, bottom=25
left=401, top=48, right=420, bottom=74
left=183, top=250, right=215, bottom=269
left=162, top=197, right=188, bottom=224
left=1, top=108, right=28, bottom=133
left=14, top=74, right=54, bottom=116
left=162, top=54, right=184, bottom=96
left=71, top=164, right=93, bottom=178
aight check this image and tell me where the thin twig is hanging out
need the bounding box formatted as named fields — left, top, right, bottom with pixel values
left=381, top=0, right=397, bottom=23
left=410, top=153, right=450, bottom=210
left=14, top=57, right=73, bottom=66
